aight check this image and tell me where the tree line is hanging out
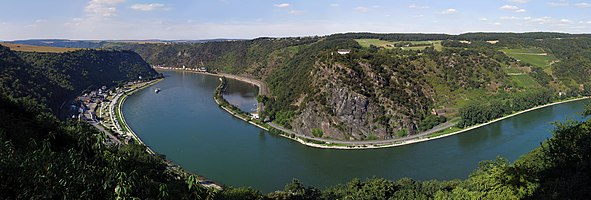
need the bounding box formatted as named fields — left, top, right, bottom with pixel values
left=458, top=89, right=553, bottom=127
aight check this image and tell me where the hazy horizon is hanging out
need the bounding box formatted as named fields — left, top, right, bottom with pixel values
left=1, top=0, right=590, bottom=40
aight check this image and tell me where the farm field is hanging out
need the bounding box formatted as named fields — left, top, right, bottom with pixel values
left=500, top=47, right=558, bottom=68
left=510, top=74, right=540, bottom=88
left=0, top=42, right=81, bottom=53
left=355, top=39, right=442, bottom=51
left=396, top=40, right=443, bottom=51
left=355, top=39, right=394, bottom=49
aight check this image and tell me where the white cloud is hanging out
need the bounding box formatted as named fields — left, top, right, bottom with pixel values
left=494, top=22, right=502, bottom=25
left=354, top=6, right=369, bottom=13
left=85, top=0, right=125, bottom=18
left=500, top=16, right=519, bottom=20
left=560, top=19, right=573, bottom=23
left=522, top=16, right=573, bottom=26
left=274, top=3, right=290, bottom=8
left=131, top=3, right=168, bottom=11
left=548, top=1, right=569, bottom=6
left=480, top=18, right=488, bottom=21
left=64, top=18, right=84, bottom=26
left=440, top=8, right=457, bottom=14
left=288, top=10, right=303, bottom=15
left=529, top=16, right=552, bottom=24
left=499, top=5, right=519, bottom=10
left=408, top=4, right=430, bottom=9
left=329, top=3, right=339, bottom=7
left=499, top=5, right=527, bottom=12
left=575, top=2, right=591, bottom=8
left=505, top=0, right=529, bottom=3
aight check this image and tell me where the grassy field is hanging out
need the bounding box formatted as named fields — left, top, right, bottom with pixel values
left=503, top=67, right=525, bottom=74
left=355, top=39, right=443, bottom=51
left=396, top=41, right=443, bottom=51
left=510, top=74, right=540, bottom=88
left=500, top=48, right=558, bottom=68
left=0, top=42, right=81, bottom=53
left=355, top=39, right=395, bottom=49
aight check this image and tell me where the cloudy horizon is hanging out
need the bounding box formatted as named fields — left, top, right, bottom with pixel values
left=1, top=0, right=590, bottom=40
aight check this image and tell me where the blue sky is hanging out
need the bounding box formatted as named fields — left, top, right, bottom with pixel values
left=1, top=0, right=590, bottom=40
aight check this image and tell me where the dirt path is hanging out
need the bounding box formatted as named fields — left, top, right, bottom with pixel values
left=511, top=52, right=548, bottom=56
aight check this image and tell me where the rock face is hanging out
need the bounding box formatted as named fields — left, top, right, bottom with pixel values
left=291, top=60, right=432, bottom=140
left=293, top=86, right=389, bottom=140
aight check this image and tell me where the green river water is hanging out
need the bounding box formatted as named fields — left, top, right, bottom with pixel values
left=123, top=70, right=589, bottom=192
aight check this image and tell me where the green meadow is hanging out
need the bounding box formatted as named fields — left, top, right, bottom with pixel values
left=500, top=48, right=558, bottom=68
left=355, top=39, right=443, bottom=51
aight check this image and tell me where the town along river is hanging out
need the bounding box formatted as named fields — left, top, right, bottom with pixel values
left=123, top=70, right=590, bottom=193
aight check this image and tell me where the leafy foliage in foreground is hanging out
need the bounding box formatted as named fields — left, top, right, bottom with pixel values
left=0, top=93, right=224, bottom=199
left=264, top=110, right=591, bottom=199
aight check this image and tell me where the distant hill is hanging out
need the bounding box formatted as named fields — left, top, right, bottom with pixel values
left=0, top=42, right=81, bottom=53
left=7, top=39, right=246, bottom=49
left=9, top=39, right=107, bottom=48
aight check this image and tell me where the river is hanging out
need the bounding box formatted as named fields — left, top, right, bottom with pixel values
left=122, top=70, right=590, bottom=192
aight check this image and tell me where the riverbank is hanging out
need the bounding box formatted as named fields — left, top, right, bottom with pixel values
left=108, top=78, right=223, bottom=190
left=155, top=67, right=268, bottom=95
left=212, top=77, right=270, bottom=131
left=155, top=67, right=589, bottom=149
left=272, top=96, right=590, bottom=149
left=156, top=67, right=271, bottom=128
left=114, top=79, right=162, bottom=154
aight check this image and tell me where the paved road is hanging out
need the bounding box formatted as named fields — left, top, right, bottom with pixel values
left=268, top=120, right=457, bottom=146
left=155, top=68, right=270, bottom=96
left=216, top=72, right=269, bottom=96
left=90, top=122, right=122, bottom=145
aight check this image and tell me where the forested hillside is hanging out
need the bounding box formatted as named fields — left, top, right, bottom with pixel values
left=116, top=33, right=591, bottom=140
left=0, top=45, right=213, bottom=199
left=0, top=45, right=158, bottom=115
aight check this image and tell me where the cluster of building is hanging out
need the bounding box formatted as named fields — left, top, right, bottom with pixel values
left=72, top=85, right=110, bottom=122
left=153, top=65, right=208, bottom=72
left=73, top=78, right=158, bottom=145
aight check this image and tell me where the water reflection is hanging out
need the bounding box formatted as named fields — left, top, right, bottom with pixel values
left=223, top=78, right=259, bottom=113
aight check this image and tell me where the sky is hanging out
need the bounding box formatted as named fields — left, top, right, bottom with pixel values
left=0, top=0, right=590, bottom=40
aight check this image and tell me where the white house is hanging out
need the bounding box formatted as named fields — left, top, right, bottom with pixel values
left=251, top=113, right=260, bottom=119
left=337, top=49, right=351, bottom=55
